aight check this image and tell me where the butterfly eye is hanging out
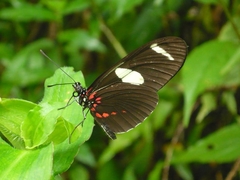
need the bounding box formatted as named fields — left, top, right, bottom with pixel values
left=73, top=91, right=79, bottom=97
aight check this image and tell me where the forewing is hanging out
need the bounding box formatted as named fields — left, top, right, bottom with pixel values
left=88, top=36, right=187, bottom=92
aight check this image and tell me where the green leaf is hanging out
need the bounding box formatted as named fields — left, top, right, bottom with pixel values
left=174, top=164, right=193, bottom=180
left=106, top=0, right=144, bottom=21
left=0, top=3, right=55, bottom=21
left=181, top=40, right=238, bottom=125
left=2, top=38, right=54, bottom=86
left=21, top=103, right=59, bottom=149
left=194, top=0, right=228, bottom=5
left=196, top=93, right=217, bottom=123
left=75, top=144, right=96, bottom=167
left=97, top=161, right=121, bottom=180
left=0, top=139, right=53, bottom=180
left=58, top=29, right=106, bottom=52
left=172, top=124, right=240, bottom=163
left=0, top=43, right=14, bottom=59
left=221, top=47, right=240, bottom=86
left=219, top=17, right=240, bottom=43
left=63, top=0, right=90, bottom=15
left=0, top=98, right=36, bottom=149
left=123, top=166, right=137, bottom=180
left=46, top=117, right=81, bottom=145
left=148, top=161, right=163, bottom=180
left=53, top=137, right=89, bottom=175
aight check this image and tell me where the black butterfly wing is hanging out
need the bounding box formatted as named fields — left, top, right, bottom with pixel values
left=87, top=37, right=187, bottom=139
left=88, top=37, right=187, bottom=92
left=89, top=84, right=158, bottom=139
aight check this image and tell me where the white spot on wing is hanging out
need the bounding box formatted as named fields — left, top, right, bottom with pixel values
left=115, top=68, right=144, bottom=85
left=150, top=43, right=174, bottom=61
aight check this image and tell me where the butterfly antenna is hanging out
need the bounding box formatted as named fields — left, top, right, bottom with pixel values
left=40, top=49, right=76, bottom=83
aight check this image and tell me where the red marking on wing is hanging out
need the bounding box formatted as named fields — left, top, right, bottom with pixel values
left=91, top=107, right=96, bottom=111
left=86, top=87, right=92, bottom=95
left=95, top=97, right=101, bottom=101
left=95, top=112, right=102, bottom=118
left=102, top=113, right=109, bottom=118
left=111, top=112, right=117, bottom=115
left=89, top=92, right=96, bottom=100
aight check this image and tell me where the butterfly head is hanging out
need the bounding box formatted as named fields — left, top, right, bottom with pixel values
left=72, top=82, right=90, bottom=109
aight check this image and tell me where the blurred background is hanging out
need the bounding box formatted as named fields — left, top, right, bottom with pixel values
left=1, top=0, right=240, bottom=180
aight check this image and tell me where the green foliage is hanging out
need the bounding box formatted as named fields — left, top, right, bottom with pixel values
left=0, top=68, right=93, bottom=179
left=0, top=140, right=53, bottom=180
left=182, top=40, right=240, bottom=124
left=172, top=124, right=240, bottom=163
left=0, top=0, right=240, bottom=179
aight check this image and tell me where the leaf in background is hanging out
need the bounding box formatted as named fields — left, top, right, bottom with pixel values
left=218, top=17, right=240, bottom=43
left=221, top=47, right=240, bottom=86
left=195, top=93, right=217, bottom=123
left=62, top=0, right=90, bottom=15
left=0, top=43, right=14, bottom=59
left=194, top=0, right=229, bottom=5
left=181, top=40, right=238, bottom=125
left=128, top=5, right=164, bottom=47
left=75, top=144, right=96, bottom=167
left=1, top=38, right=54, bottom=86
left=99, top=132, right=138, bottom=166
left=106, top=0, right=144, bottom=22
left=172, top=123, right=240, bottom=163
left=148, top=161, right=163, bottom=180
left=0, top=138, right=53, bottom=180
left=57, top=29, right=106, bottom=69
left=0, top=3, right=55, bottom=21
left=58, top=29, right=106, bottom=52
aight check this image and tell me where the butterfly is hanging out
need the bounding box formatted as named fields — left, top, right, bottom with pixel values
left=45, top=36, right=187, bottom=139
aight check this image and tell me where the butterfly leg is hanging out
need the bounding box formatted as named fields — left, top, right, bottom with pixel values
left=68, top=108, right=90, bottom=143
